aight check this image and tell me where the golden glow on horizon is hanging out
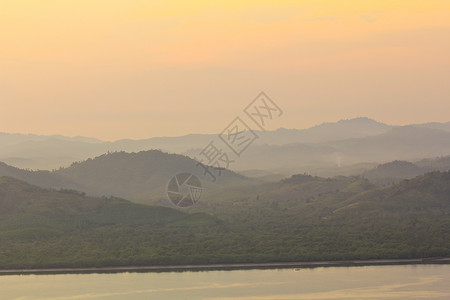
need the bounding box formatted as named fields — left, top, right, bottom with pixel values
left=1, top=1, right=449, bottom=140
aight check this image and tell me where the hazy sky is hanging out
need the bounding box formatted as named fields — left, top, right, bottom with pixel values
left=1, top=0, right=449, bottom=140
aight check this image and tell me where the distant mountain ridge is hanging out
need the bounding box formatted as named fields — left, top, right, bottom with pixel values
left=222, top=126, right=450, bottom=173
left=410, top=121, right=450, bottom=132
left=1, top=117, right=449, bottom=171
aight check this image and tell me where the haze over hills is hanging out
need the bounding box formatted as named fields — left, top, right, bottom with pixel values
left=411, top=121, right=450, bottom=132
left=362, top=156, right=450, bottom=184
left=0, top=119, right=449, bottom=266
left=2, top=117, right=449, bottom=171
left=0, top=150, right=253, bottom=204
left=223, top=125, right=450, bottom=173
left=1, top=151, right=449, bottom=208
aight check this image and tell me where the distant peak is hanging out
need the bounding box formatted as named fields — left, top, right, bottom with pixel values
left=311, top=117, right=389, bottom=130
left=337, top=117, right=380, bottom=124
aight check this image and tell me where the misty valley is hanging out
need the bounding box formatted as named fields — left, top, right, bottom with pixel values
left=0, top=118, right=448, bottom=270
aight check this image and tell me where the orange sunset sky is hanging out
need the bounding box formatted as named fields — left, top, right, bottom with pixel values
left=1, top=0, right=449, bottom=140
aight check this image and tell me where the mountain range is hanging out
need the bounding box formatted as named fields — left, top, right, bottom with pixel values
left=2, top=117, right=449, bottom=172
left=194, top=125, right=450, bottom=174
left=0, top=150, right=449, bottom=205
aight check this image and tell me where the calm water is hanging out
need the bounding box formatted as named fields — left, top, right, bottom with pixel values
left=0, top=265, right=449, bottom=300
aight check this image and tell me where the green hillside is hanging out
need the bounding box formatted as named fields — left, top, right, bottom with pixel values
left=0, top=150, right=253, bottom=204
left=0, top=171, right=449, bottom=269
left=0, top=177, right=221, bottom=268
left=192, top=172, right=449, bottom=261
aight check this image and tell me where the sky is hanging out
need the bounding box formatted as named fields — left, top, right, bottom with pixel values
left=1, top=0, right=449, bottom=140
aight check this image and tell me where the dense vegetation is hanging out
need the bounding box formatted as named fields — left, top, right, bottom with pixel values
left=0, top=171, right=449, bottom=269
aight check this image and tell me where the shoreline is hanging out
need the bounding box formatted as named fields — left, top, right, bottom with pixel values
left=1, top=257, right=449, bottom=275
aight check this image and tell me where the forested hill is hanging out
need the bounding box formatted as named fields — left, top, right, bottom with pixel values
left=0, top=150, right=253, bottom=203
left=0, top=171, right=448, bottom=269
left=362, top=156, right=450, bottom=184
left=0, top=176, right=186, bottom=221
left=193, top=171, right=450, bottom=261
left=0, top=176, right=220, bottom=268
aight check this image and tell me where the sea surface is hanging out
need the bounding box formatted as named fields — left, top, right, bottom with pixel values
left=0, top=264, right=448, bottom=299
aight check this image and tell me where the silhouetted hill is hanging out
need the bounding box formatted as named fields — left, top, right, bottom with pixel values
left=0, top=150, right=252, bottom=204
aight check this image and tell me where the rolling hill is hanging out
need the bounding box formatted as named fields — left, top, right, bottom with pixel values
left=362, top=156, right=450, bottom=185
left=0, top=150, right=253, bottom=204
left=0, top=176, right=222, bottom=268
left=193, top=171, right=450, bottom=260
left=0, top=169, right=449, bottom=269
